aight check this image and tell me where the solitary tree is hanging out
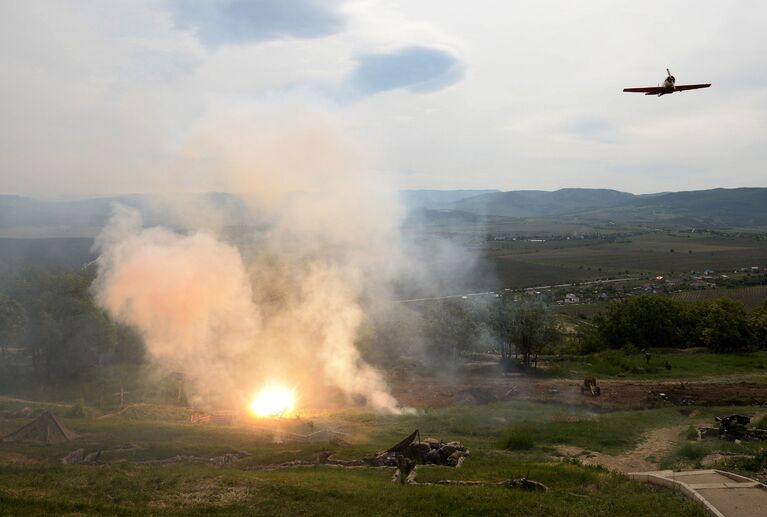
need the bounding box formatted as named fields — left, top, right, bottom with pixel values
left=492, top=297, right=558, bottom=369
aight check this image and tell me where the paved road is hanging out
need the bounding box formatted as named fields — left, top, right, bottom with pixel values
left=395, top=276, right=643, bottom=303
left=629, top=469, right=767, bottom=517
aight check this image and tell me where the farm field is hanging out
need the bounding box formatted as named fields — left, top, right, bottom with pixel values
left=488, top=232, right=767, bottom=289
left=672, top=285, right=767, bottom=307
left=491, top=258, right=600, bottom=289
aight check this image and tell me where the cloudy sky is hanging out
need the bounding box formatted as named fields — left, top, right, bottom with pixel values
left=1, top=0, right=766, bottom=196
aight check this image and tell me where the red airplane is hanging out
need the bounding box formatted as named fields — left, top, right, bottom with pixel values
left=623, top=69, right=711, bottom=97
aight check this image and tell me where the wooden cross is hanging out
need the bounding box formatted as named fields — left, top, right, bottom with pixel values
left=115, top=387, right=129, bottom=408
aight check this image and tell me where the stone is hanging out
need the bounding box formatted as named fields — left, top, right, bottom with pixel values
left=61, top=448, right=85, bottom=465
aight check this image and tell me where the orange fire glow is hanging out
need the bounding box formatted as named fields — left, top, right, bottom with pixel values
left=248, top=384, right=296, bottom=418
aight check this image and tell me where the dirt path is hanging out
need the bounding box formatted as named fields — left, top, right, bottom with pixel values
left=390, top=373, right=767, bottom=409
left=0, top=395, right=72, bottom=408
left=557, top=424, right=687, bottom=473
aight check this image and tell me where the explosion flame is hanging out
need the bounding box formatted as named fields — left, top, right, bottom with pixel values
left=248, top=384, right=296, bottom=418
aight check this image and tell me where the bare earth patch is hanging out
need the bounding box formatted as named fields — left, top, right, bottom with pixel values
left=389, top=373, right=767, bottom=410
left=557, top=425, right=688, bottom=473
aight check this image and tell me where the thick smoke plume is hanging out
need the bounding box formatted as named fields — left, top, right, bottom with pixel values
left=92, top=116, right=413, bottom=414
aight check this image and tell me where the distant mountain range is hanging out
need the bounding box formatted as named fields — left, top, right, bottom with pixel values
left=0, top=193, right=253, bottom=238
left=447, top=188, right=636, bottom=218
left=1, top=187, right=766, bottom=239
left=572, top=188, right=767, bottom=227
left=398, top=189, right=499, bottom=210
left=405, top=187, right=767, bottom=229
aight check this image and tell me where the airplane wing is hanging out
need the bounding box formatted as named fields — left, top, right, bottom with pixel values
left=675, top=83, right=711, bottom=91
left=623, top=86, right=665, bottom=94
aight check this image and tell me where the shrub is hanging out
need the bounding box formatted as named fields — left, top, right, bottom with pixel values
left=501, top=429, right=535, bottom=450
left=677, top=443, right=707, bottom=462
left=66, top=399, right=87, bottom=418
left=683, top=426, right=698, bottom=441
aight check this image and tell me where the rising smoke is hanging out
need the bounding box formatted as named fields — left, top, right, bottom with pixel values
left=92, top=116, right=416, bottom=414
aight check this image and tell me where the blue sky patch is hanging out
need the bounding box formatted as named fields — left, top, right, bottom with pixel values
left=348, top=47, right=464, bottom=96
left=172, top=0, right=344, bottom=46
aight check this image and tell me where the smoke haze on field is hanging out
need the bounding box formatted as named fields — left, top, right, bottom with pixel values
left=91, top=117, right=422, bottom=413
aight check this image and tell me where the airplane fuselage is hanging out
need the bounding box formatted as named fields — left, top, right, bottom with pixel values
left=656, top=75, right=676, bottom=96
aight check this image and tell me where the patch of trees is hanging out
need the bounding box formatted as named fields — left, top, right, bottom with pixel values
left=489, top=297, right=559, bottom=369
left=421, top=300, right=479, bottom=365
left=581, top=294, right=767, bottom=353
left=402, top=296, right=559, bottom=370
left=0, top=267, right=145, bottom=381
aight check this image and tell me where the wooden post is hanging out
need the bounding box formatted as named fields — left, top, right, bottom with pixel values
left=115, top=387, right=129, bottom=408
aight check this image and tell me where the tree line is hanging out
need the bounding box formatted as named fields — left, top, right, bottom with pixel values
left=581, top=294, right=767, bottom=353
left=2, top=265, right=763, bottom=385
left=363, top=294, right=559, bottom=370
left=366, top=293, right=765, bottom=370
left=0, top=267, right=144, bottom=383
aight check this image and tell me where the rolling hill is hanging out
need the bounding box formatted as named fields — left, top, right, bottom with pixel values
left=398, top=189, right=498, bottom=210
left=1, top=188, right=766, bottom=241
left=576, top=188, right=767, bottom=228
left=449, top=188, right=636, bottom=218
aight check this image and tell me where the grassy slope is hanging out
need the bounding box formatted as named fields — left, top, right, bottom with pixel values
left=548, top=350, right=767, bottom=380
left=0, top=462, right=706, bottom=517
left=0, top=400, right=712, bottom=516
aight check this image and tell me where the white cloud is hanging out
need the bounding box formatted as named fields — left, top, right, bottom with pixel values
left=1, top=0, right=766, bottom=196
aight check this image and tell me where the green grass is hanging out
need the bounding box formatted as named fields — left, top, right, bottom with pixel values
left=0, top=461, right=708, bottom=516
left=676, top=443, right=708, bottom=463
left=753, top=415, right=767, bottom=429
left=502, top=430, right=536, bottom=451
left=718, top=450, right=767, bottom=483
left=548, top=350, right=767, bottom=379
left=499, top=408, right=688, bottom=455
left=683, top=426, right=698, bottom=441
left=0, top=399, right=719, bottom=515
left=660, top=420, right=767, bottom=474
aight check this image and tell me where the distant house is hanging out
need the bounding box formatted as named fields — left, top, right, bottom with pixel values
left=564, top=293, right=580, bottom=304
